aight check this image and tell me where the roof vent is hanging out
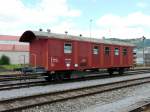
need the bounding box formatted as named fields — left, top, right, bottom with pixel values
left=39, top=28, right=43, bottom=31
left=65, top=31, right=68, bottom=35
left=47, top=29, right=51, bottom=33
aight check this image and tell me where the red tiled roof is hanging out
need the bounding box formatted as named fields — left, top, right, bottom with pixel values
left=0, top=35, right=29, bottom=52
left=0, top=44, right=29, bottom=52
left=0, top=35, right=19, bottom=41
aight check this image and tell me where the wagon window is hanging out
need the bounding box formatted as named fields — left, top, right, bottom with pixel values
left=123, top=48, right=127, bottom=56
left=105, top=47, right=110, bottom=55
left=114, top=48, right=119, bottom=56
left=93, top=46, right=99, bottom=55
left=64, top=43, right=72, bottom=53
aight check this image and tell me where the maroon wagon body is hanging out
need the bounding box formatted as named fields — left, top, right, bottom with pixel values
left=20, top=31, right=134, bottom=72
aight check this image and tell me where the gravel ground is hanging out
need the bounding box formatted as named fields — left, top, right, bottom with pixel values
left=82, top=90, right=150, bottom=112
left=19, top=82, right=150, bottom=112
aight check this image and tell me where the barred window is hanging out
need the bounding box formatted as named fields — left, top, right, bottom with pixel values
left=93, top=46, right=99, bottom=55
left=64, top=43, right=72, bottom=53
left=114, top=48, right=119, bottom=56
left=105, top=47, right=110, bottom=55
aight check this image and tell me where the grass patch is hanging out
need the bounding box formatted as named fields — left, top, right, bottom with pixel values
left=0, top=64, right=27, bottom=70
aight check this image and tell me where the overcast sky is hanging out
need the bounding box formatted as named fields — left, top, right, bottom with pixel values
left=0, top=0, right=150, bottom=39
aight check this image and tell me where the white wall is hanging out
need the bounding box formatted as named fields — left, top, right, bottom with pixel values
left=0, top=51, right=29, bottom=64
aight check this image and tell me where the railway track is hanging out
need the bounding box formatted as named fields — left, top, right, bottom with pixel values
left=0, top=74, right=43, bottom=82
left=0, top=68, right=149, bottom=81
left=0, top=74, right=150, bottom=112
left=0, top=80, right=48, bottom=91
left=129, top=102, right=150, bottom=112
left=0, top=68, right=150, bottom=92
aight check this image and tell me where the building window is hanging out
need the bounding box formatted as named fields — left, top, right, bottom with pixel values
left=93, top=46, right=99, bottom=55
left=105, top=47, right=110, bottom=55
left=123, top=48, right=127, bottom=56
left=114, top=48, right=119, bottom=56
left=64, top=43, right=72, bottom=53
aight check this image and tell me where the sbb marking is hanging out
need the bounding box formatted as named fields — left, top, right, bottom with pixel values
left=50, top=57, right=59, bottom=67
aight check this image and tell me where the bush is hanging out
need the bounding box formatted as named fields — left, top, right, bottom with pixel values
left=0, top=55, right=10, bottom=65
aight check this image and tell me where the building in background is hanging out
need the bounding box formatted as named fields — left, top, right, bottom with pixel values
left=145, top=47, right=150, bottom=66
left=0, top=35, right=29, bottom=64
left=135, top=47, right=150, bottom=66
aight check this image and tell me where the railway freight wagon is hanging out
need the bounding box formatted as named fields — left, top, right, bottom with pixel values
left=20, top=30, right=134, bottom=80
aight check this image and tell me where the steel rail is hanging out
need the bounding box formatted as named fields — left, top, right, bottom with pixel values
left=0, top=80, right=48, bottom=91
left=129, top=102, right=150, bottom=112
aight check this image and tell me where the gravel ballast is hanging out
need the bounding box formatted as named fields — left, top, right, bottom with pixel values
left=19, top=82, right=150, bottom=112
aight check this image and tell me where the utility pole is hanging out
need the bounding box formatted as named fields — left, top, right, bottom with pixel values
left=142, top=36, right=146, bottom=67
left=89, top=19, right=93, bottom=38
left=20, top=55, right=26, bottom=67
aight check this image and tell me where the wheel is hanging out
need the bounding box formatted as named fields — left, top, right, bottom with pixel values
left=51, top=71, right=72, bottom=81
left=118, top=68, right=124, bottom=75
left=63, top=71, right=72, bottom=79
left=52, top=72, right=64, bottom=81
left=107, top=68, right=114, bottom=75
left=45, top=75, right=52, bottom=81
left=58, top=73, right=64, bottom=80
left=52, top=74, right=59, bottom=81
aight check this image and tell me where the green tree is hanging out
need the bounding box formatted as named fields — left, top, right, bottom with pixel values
left=0, top=55, right=10, bottom=65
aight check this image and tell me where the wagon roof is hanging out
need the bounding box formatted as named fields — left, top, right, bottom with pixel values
left=20, top=30, right=134, bottom=47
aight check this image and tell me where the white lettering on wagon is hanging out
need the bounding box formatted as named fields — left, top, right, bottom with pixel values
left=50, top=57, right=59, bottom=67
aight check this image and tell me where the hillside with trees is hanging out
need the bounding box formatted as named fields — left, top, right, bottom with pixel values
left=104, top=38, right=150, bottom=49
